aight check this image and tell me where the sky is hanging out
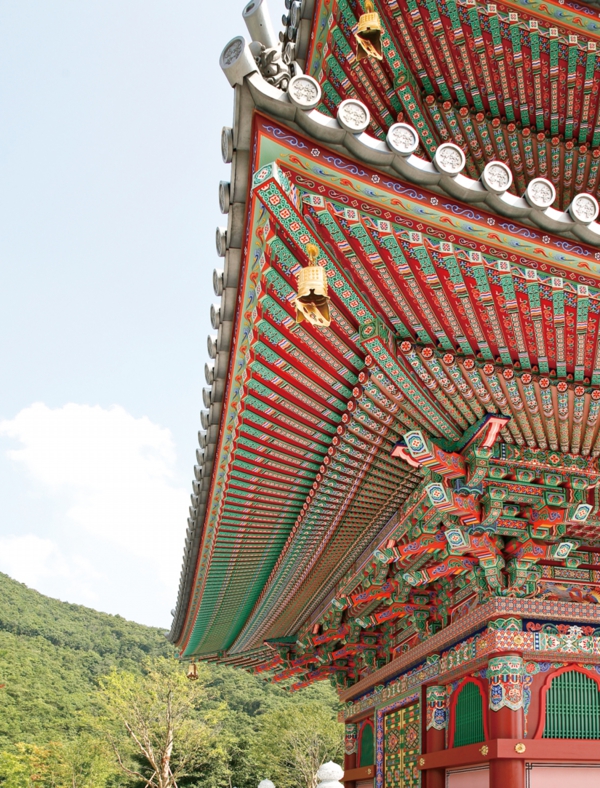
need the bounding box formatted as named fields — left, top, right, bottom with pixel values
left=0, top=0, right=264, bottom=628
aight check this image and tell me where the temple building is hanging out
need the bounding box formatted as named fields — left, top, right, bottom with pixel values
left=168, top=0, right=600, bottom=785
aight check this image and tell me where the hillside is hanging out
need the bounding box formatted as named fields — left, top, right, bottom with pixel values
left=0, top=573, right=343, bottom=788
left=0, top=572, right=173, bottom=746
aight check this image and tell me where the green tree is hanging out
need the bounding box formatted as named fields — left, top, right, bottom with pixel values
left=0, top=743, right=62, bottom=788
left=0, top=739, right=116, bottom=788
left=50, top=736, right=117, bottom=788
left=0, top=747, right=32, bottom=788
left=249, top=697, right=344, bottom=788
left=96, top=658, right=228, bottom=788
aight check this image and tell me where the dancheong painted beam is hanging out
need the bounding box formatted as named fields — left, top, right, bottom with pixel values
left=171, top=0, right=600, bottom=786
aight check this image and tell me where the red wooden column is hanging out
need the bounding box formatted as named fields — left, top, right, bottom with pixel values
left=344, top=723, right=357, bottom=788
left=424, top=685, right=447, bottom=788
left=488, top=655, right=525, bottom=788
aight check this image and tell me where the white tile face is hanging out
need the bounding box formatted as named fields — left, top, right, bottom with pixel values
left=527, top=764, right=600, bottom=788
left=446, top=765, right=489, bottom=788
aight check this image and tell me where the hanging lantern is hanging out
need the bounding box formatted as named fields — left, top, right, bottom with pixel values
left=187, top=661, right=199, bottom=681
left=294, top=243, right=331, bottom=327
left=355, top=0, right=383, bottom=62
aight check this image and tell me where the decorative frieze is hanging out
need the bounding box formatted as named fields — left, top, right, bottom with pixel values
left=425, top=685, right=448, bottom=730
left=344, top=723, right=358, bottom=755
left=488, top=655, right=526, bottom=711
left=342, top=620, right=600, bottom=718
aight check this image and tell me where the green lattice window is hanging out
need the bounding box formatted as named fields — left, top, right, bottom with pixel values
left=359, top=722, right=374, bottom=766
left=453, top=682, right=485, bottom=747
left=543, top=670, right=600, bottom=739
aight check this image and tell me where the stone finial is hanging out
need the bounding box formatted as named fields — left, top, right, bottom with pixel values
left=316, top=761, right=344, bottom=788
left=258, top=781, right=275, bottom=788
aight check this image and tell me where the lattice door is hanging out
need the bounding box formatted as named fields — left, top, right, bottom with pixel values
left=383, top=703, right=420, bottom=788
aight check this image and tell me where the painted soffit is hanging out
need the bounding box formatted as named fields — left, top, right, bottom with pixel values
left=171, top=103, right=600, bottom=660
left=304, top=0, right=600, bottom=211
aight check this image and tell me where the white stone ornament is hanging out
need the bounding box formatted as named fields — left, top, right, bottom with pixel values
left=207, top=332, right=218, bottom=359
left=219, top=36, right=258, bottom=87
left=213, top=268, right=224, bottom=296
left=210, top=302, right=221, bottom=330
left=284, top=41, right=296, bottom=63
left=216, top=227, right=227, bottom=257
left=287, top=74, right=322, bottom=110
left=221, top=127, right=234, bottom=164
left=258, top=781, right=275, bottom=788
left=482, top=161, right=513, bottom=194
left=219, top=181, right=231, bottom=214
left=525, top=178, right=556, bottom=209
left=337, top=99, right=371, bottom=134
left=386, top=123, right=419, bottom=156
left=569, top=193, right=599, bottom=225
left=221, top=37, right=244, bottom=67
left=433, top=143, right=466, bottom=176
left=316, top=761, right=344, bottom=788
left=290, top=0, right=302, bottom=27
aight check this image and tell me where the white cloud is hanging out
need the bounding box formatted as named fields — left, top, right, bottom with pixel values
left=0, top=403, right=189, bottom=614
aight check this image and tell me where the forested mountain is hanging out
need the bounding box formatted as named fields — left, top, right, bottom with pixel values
left=0, top=571, right=172, bottom=746
left=0, top=573, right=343, bottom=788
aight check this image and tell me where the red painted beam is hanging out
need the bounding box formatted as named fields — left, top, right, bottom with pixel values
left=343, top=766, right=375, bottom=781
left=418, top=739, right=600, bottom=770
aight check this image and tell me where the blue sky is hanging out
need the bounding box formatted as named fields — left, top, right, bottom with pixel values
left=0, top=0, right=261, bottom=627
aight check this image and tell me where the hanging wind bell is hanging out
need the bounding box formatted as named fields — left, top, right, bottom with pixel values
left=355, top=0, right=383, bottom=62
left=186, top=661, right=199, bottom=680
left=294, top=243, right=331, bottom=327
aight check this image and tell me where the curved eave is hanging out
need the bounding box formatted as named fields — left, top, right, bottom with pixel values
left=167, top=80, right=254, bottom=646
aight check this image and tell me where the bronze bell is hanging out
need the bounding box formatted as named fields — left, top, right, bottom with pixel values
left=355, top=0, right=383, bottom=62
left=294, top=243, right=331, bottom=327
left=186, top=661, right=199, bottom=681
